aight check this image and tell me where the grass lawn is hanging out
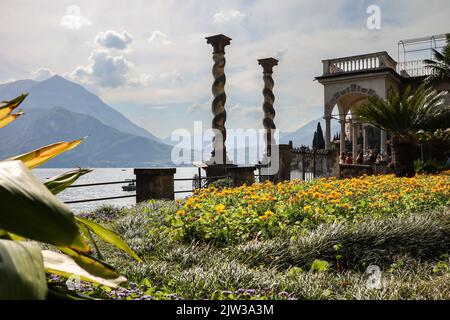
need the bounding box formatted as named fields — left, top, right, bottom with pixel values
left=54, top=173, right=450, bottom=300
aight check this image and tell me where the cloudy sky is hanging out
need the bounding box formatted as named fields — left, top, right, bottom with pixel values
left=1, top=0, right=449, bottom=138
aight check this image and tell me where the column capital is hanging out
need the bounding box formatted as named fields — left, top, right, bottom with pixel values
left=258, top=57, right=279, bottom=74
left=206, top=34, right=232, bottom=54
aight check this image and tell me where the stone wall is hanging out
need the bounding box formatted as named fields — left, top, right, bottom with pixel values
left=290, top=147, right=391, bottom=180
left=290, top=148, right=339, bottom=179
left=339, top=163, right=389, bottom=179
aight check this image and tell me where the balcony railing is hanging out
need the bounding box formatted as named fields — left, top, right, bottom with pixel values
left=322, top=52, right=432, bottom=79
left=322, top=52, right=397, bottom=75
left=396, top=60, right=431, bottom=77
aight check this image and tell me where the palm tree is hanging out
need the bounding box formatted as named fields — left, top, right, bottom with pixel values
left=356, top=85, right=450, bottom=177
left=424, top=34, right=450, bottom=83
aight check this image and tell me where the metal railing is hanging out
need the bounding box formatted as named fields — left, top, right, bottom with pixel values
left=173, top=175, right=227, bottom=194
left=64, top=180, right=137, bottom=204
left=322, top=52, right=433, bottom=78
left=63, top=175, right=228, bottom=204
left=62, top=168, right=321, bottom=205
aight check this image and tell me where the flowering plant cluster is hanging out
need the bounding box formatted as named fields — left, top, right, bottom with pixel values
left=173, top=174, right=450, bottom=245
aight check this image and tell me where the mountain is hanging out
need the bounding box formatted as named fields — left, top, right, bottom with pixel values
left=0, top=75, right=161, bottom=142
left=0, top=107, right=172, bottom=167
left=280, top=118, right=341, bottom=147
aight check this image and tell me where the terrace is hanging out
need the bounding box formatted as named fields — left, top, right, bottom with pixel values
left=316, top=34, right=448, bottom=160
left=321, top=34, right=448, bottom=78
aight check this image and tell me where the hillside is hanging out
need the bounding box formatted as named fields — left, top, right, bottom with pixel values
left=0, top=107, right=172, bottom=167
left=0, top=75, right=160, bottom=142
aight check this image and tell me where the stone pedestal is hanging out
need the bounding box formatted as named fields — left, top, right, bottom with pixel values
left=277, top=143, right=293, bottom=182
left=259, top=143, right=292, bottom=183
left=134, top=168, right=176, bottom=202
left=204, top=164, right=236, bottom=179
left=227, top=166, right=256, bottom=186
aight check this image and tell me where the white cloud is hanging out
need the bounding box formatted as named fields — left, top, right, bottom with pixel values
left=95, top=30, right=133, bottom=50
left=187, top=101, right=210, bottom=113
left=148, top=31, right=173, bottom=46
left=158, top=70, right=183, bottom=84
left=71, top=49, right=135, bottom=88
left=275, top=48, right=288, bottom=62
left=30, top=67, right=54, bottom=81
left=213, top=10, right=246, bottom=24
left=0, top=78, right=16, bottom=85
left=4, top=0, right=450, bottom=138
left=128, top=73, right=153, bottom=87
left=230, top=104, right=261, bottom=118
left=60, top=5, right=91, bottom=30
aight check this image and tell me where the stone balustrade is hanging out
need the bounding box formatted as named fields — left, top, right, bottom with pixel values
left=397, top=60, right=431, bottom=77
left=322, top=51, right=397, bottom=75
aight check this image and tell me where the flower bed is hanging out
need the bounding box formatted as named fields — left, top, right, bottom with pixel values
left=76, top=173, right=449, bottom=300
left=173, top=174, right=450, bottom=245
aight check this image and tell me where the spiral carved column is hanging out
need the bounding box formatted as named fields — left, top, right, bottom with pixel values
left=206, top=34, right=232, bottom=164
left=258, top=58, right=278, bottom=158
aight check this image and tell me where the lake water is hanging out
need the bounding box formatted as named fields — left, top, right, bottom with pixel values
left=33, top=167, right=198, bottom=213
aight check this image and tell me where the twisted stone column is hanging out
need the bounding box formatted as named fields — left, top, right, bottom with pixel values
left=258, top=58, right=278, bottom=158
left=206, top=34, right=231, bottom=164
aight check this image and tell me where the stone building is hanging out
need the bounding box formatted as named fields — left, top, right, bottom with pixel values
left=315, top=34, right=450, bottom=159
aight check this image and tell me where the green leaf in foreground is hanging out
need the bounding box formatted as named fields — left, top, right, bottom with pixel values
left=0, top=161, right=89, bottom=252
left=8, top=138, right=84, bottom=169
left=76, top=217, right=142, bottom=262
left=42, top=249, right=126, bottom=288
left=44, top=168, right=93, bottom=195
left=0, top=94, right=27, bottom=121
left=78, top=224, right=104, bottom=260
left=0, top=240, right=47, bottom=299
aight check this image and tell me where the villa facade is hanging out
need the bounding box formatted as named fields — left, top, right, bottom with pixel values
left=315, top=34, right=450, bottom=159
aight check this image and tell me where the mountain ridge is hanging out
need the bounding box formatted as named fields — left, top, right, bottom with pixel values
left=280, top=118, right=340, bottom=147
left=0, top=75, right=161, bottom=142
left=0, top=107, right=172, bottom=167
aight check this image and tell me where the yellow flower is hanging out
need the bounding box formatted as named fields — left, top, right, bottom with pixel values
left=215, top=204, right=226, bottom=213
left=176, top=209, right=186, bottom=216
left=303, top=205, right=312, bottom=211
left=264, top=210, right=274, bottom=217
left=259, top=210, right=274, bottom=221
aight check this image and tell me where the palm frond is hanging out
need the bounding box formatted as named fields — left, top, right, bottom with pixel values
left=424, top=34, right=450, bottom=83
left=356, top=85, right=450, bottom=136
